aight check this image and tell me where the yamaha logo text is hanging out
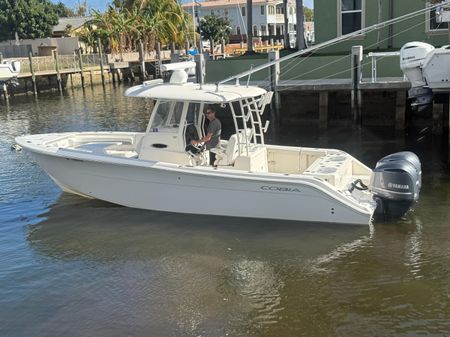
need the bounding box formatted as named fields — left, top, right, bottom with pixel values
left=388, top=182, right=409, bottom=190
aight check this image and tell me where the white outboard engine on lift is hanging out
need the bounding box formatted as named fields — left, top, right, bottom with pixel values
left=400, top=41, right=450, bottom=110
left=369, top=151, right=422, bottom=220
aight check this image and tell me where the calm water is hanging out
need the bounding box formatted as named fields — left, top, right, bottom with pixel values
left=1, top=86, right=450, bottom=337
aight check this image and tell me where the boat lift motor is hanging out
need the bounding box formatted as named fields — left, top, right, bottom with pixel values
left=370, top=151, right=422, bottom=220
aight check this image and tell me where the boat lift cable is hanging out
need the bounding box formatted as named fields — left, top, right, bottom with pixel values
left=258, top=13, right=436, bottom=90
left=235, top=2, right=448, bottom=89
left=216, top=1, right=450, bottom=90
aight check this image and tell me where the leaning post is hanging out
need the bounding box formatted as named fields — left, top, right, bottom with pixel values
left=351, top=45, right=363, bottom=125
left=28, top=50, right=37, bottom=96
left=77, top=48, right=85, bottom=88
left=97, top=38, right=106, bottom=87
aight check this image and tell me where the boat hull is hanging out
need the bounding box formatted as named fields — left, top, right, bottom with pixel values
left=28, top=150, right=373, bottom=225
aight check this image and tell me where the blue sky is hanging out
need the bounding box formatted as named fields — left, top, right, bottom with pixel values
left=53, top=0, right=313, bottom=13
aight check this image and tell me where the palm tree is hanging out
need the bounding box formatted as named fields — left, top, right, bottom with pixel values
left=79, top=0, right=192, bottom=54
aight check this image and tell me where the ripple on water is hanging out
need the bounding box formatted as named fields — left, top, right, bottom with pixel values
left=2, top=86, right=450, bottom=337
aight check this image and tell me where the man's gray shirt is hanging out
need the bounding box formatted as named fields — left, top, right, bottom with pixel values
left=206, top=118, right=221, bottom=150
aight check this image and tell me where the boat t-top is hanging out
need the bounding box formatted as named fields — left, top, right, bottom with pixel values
left=16, top=60, right=422, bottom=225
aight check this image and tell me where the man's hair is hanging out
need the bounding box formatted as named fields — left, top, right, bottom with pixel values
left=205, top=105, right=216, bottom=113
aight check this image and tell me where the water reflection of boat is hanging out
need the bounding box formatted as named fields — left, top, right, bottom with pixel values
left=28, top=194, right=370, bottom=260
left=27, top=194, right=377, bottom=334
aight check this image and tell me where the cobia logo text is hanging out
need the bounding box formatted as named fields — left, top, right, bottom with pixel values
left=261, top=186, right=301, bottom=193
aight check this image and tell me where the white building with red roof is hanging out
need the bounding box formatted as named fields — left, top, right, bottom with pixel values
left=183, top=0, right=298, bottom=43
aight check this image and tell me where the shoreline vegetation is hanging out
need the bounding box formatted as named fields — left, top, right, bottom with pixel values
left=80, top=0, right=194, bottom=55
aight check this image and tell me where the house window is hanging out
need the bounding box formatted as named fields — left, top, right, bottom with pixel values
left=276, top=5, right=284, bottom=15
left=428, top=5, right=449, bottom=31
left=261, top=25, right=267, bottom=35
left=242, top=7, right=246, bottom=16
left=340, top=0, right=363, bottom=35
left=268, top=6, right=275, bottom=15
left=261, top=5, right=265, bottom=15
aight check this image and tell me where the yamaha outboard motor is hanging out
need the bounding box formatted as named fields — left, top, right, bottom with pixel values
left=370, top=151, right=422, bottom=220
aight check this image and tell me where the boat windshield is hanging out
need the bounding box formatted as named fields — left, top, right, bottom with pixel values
left=186, top=102, right=202, bottom=125
left=150, top=101, right=184, bottom=132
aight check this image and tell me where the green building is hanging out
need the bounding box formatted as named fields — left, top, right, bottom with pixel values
left=314, top=0, right=449, bottom=53
left=206, top=1, right=450, bottom=82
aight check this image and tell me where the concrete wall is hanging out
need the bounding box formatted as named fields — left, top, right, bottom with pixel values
left=0, top=37, right=81, bottom=56
left=315, top=0, right=449, bottom=53
left=205, top=52, right=403, bottom=83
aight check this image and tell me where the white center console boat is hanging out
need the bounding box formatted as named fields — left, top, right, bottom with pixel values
left=16, top=62, right=422, bottom=225
left=0, top=60, right=20, bottom=82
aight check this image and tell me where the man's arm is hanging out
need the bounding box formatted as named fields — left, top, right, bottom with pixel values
left=191, top=132, right=212, bottom=145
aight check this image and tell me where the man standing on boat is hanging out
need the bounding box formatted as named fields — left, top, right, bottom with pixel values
left=191, top=107, right=221, bottom=166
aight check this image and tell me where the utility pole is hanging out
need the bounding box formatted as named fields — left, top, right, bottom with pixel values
left=283, top=0, right=289, bottom=49
left=192, top=1, right=197, bottom=49
left=295, top=0, right=306, bottom=50
left=246, top=0, right=253, bottom=54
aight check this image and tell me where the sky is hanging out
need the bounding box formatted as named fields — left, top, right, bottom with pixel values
left=52, top=0, right=314, bottom=13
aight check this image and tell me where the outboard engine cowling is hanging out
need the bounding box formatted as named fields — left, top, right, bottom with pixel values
left=400, top=42, right=435, bottom=111
left=370, top=151, right=422, bottom=220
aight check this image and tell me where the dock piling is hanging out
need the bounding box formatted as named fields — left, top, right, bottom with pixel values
left=268, top=51, right=280, bottom=113
left=77, top=48, right=85, bottom=88
left=319, top=92, right=329, bottom=130
left=2, top=82, right=8, bottom=100
left=433, top=101, right=444, bottom=135
left=53, top=50, right=63, bottom=93
left=98, top=38, right=106, bottom=87
left=446, top=97, right=450, bottom=163
left=395, top=91, right=407, bottom=131
left=194, top=54, right=205, bottom=86
left=156, top=42, right=162, bottom=78
left=138, top=41, right=146, bottom=82
left=28, top=51, right=37, bottom=95
left=351, top=46, right=363, bottom=125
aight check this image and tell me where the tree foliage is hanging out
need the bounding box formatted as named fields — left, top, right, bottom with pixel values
left=304, top=6, right=313, bottom=22
left=0, top=0, right=59, bottom=41
left=81, top=0, right=193, bottom=55
left=75, top=0, right=88, bottom=16
left=52, top=2, right=75, bottom=17
left=200, top=14, right=231, bottom=44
